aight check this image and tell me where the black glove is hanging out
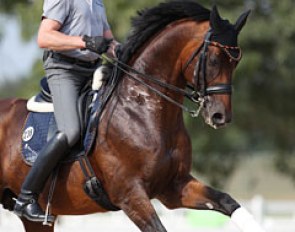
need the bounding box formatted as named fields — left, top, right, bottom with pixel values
left=82, top=35, right=113, bottom=54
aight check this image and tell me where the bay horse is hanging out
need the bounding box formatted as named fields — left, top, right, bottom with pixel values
left=0, top=1, right=264, bottom=232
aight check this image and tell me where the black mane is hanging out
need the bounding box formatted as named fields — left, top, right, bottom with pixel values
left=120, top=0, right=210, bottom=64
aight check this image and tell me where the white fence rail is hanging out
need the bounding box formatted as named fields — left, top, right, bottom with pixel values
left=0, top=196, right=294, bottom=232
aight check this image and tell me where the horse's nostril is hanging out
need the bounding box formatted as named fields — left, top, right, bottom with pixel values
left=212, top=112, right=225, bottom=124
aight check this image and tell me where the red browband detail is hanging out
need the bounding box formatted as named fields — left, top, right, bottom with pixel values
left=206, top=40, right=242, bottom=62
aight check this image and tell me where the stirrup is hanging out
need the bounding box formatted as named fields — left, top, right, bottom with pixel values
left=43, top=202, right=54, bottom=226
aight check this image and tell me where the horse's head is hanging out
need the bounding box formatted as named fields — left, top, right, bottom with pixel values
left=184, top=6, right=250, bottom=129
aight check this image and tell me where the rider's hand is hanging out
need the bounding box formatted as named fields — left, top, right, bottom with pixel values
left=82, top=35, right=113, bottom=54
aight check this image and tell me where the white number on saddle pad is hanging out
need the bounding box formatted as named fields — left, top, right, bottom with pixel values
left=22, top=126, right=35, bottom=142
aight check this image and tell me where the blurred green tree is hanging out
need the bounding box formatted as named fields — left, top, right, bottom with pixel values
left=0, top=0, right=29, bottom=13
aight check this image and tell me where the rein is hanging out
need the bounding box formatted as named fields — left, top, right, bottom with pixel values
left=100, top=55, right=202, bottom=117
left=99, top=29, right=239, bottom=117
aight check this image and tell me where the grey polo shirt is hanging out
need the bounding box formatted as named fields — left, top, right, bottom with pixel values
left=43, top=0, right=110, bottom=61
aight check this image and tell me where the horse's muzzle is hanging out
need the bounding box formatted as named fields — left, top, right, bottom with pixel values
left=202, top=97, right=232, bottom=129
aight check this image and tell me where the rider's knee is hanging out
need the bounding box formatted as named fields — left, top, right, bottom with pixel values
left=64, top=127, right=81, bottom=147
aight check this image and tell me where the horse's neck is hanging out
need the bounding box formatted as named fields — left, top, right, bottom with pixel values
left=118, top=21, right=204, bottom=123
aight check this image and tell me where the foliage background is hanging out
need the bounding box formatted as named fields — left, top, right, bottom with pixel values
left=0, top=0, right=294, bottom=188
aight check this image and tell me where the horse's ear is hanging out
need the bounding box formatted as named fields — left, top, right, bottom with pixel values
left=234, top=10, right=251, bottom=33
left=210, top=5, right=223, bottom=31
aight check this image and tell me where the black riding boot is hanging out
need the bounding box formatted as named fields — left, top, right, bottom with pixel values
left=14, top=131, right=69, bottom=223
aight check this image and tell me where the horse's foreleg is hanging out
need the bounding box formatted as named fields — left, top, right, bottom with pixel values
left=20, top=218, right=54, bottom=232
left=159, top=175, right=265, bottom=232
left=116, top=186, right=167, bottom=232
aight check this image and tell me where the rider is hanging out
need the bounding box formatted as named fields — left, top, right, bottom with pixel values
left=14, top=0, right=119, bottom=222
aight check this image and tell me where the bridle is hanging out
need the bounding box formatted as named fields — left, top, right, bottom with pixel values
left=99, top=29, right=242, bottom=117
left=184, top=30, right=241, bottom=100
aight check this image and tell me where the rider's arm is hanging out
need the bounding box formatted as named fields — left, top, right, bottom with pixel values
left=37, top=18, right=86, bottom=51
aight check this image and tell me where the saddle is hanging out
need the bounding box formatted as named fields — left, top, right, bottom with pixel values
left=23, top=76, right=96, bottom=164
left=22, top=65, right=120, bottom=213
